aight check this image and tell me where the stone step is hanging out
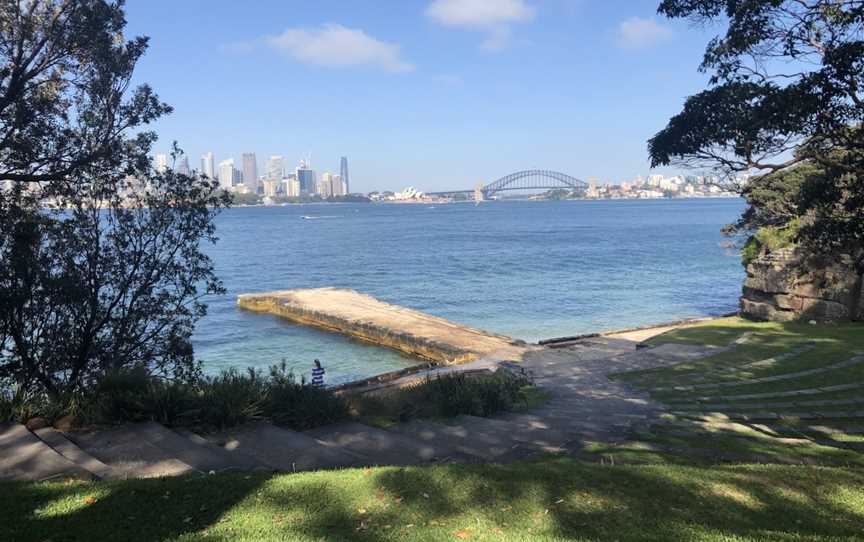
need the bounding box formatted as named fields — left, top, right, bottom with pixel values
left=33, top=427, right=118, bottom=480
left=390, top=418, right=546, bottom=462
left=203, top=422, right=365, bottom=471
left=454, top=415, right=573, bottom=450
left=66, top=424, right=197, bottom=478
left=304, top=422, right=468, bottom=465
left=0, top=423, right=95, bottom=481
left=498, top=412, right=638, bottom=441
left=125, top=422, right=263, bottom=473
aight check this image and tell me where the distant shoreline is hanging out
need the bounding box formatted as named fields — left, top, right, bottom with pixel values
left=232, top=196, right=744, bottom=208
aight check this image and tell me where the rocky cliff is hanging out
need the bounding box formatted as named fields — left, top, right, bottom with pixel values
left=740, top=247, right=864, bottom=322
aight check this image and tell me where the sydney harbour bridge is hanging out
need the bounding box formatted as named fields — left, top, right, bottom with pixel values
left=427, top=169, right=587, bottom=200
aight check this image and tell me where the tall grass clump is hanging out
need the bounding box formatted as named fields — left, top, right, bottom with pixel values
left=351, top=369, right=535, bottom=425
left=195, top=368, right=267, bottom=429
left=263, top=362, right=348, bottom=430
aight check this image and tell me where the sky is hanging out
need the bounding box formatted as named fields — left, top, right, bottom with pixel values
left=124, top=0, right=722, bottom=192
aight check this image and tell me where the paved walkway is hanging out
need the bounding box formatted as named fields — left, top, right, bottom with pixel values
left=1, top=337, right=715, bottom=481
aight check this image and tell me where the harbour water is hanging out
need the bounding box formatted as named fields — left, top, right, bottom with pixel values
left=194, top=198, right=745, bottom=385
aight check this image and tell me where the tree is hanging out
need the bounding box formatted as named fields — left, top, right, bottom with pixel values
left=0, top=1, right=229, bottom=397
left=648, top=0, right=864, bottom=252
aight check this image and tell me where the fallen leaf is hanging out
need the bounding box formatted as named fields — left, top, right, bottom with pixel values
left=83, top=496, right=97, bottom=505
left=357, top=508, right=367, bottom=515
left=454, top=529, right=472, bottom=539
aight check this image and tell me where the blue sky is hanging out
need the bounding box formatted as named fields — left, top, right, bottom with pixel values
left=125, top=0, right=720, bottom=192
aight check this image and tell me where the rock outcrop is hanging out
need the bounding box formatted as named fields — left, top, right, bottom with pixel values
left=740, top=247, right=864, bottom=322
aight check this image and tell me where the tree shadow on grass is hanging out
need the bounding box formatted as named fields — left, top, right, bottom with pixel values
left=371, top=457, right=864, bottom=541
left=3, top=458, right=864, bottom=541
left=0, top=472, right=268, bottom=542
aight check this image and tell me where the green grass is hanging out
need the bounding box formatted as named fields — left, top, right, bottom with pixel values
left=600, top=317, right=864, bottom=475
left=5, top=317, right=864, bottom=541
left=3, top=459, right=864, bottom=541
left=616, top=319, right=864, bottom=401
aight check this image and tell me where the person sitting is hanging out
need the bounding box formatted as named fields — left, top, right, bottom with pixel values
left=311, top=359, right=325, bottom=388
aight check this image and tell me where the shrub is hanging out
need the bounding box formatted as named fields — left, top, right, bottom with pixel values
left=195, top=368, right=267, bottom=430
left=351, top=368, right=535, bottom=425
left=263, top=363, right=348, bottom=430
left=741, top=219, right=802, bottom=266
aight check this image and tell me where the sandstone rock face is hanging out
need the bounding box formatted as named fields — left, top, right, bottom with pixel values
left=740, top=248, right=864, bottom=322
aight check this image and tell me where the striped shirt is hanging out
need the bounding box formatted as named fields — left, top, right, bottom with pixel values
left=311, top=366, right=325, bottom=388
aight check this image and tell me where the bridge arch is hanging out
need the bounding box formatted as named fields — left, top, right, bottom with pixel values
left=481, top=170, right=587, bottom=197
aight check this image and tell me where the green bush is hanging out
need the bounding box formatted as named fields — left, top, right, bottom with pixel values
left=263, top=362, right=348, bottom=430
left=195, top=368, right=267, bottom=429
left=741, top=219, right=802, bottom=265
left=351, top=369, right=535, bottom=425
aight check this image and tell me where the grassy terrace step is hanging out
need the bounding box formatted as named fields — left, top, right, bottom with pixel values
left=646, top=354, right=864, bottom=393
left=671, top=396, right=864, bottom=411
left=676, top=382, right=864, bottom=403
left=4, top=460, right=864, bottom=541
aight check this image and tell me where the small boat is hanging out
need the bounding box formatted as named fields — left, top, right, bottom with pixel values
left=301, top=215, right=320, bottom=220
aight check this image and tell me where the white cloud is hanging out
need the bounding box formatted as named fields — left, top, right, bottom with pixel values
left=265, top=24, right=414, bottom=73
left=425, top=0, right=535, bottom=52
left=425, top=0, right=534, bottom=28
left=616, top=17, right=673, bottom=50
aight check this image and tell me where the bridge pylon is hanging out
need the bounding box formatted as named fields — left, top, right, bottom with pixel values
left=474, top=182, right=485, bottom=202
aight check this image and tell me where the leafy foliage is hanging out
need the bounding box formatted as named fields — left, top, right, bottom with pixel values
left=0, top=1, right=230, bottom=397
left=650, top=0, right=864, bottom=253
left=351, top=369, right=535, bottom=425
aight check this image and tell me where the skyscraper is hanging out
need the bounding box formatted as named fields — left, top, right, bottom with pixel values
left=242, top=153, right=258, bottom=194
left=201, top=152, right=215, bottom=179
left=296, top=160, right=316, bottom=196
left=218, top=159, right=234, bottom=190
left=340, top=156, right=350, bottom=194
left=154, top=153, right=169, bottom=173
left=266, top=155, right=284, bottom=181
left=178, top=156, right=191, bottom=176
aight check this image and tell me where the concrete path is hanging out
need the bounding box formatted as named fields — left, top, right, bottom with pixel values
left=0, top=423, right=94, bottom=481
left=2, top=335, right=725, bottom=480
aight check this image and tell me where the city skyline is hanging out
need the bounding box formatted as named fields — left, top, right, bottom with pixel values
left=125, top=1, right=720, bottom=193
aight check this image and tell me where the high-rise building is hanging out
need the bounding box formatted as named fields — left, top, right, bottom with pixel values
left=178, top=156, right=190, bottom=176
left=201, top=152, right=215, bottom=179
left=281, top=177, right=300, bottom=198
left=266, top=155, right=284, bottom=181
left=319, top=172, right=334, bottom=198
left=154, top=153, right=169, bottom=173
left=217, top=159, right=234, bottom=190
left=333, top=174, right=346, bottom=196
left=319, top=173, right=346, bottom=198
left=339, top=156, right=349, bottom=194
left=296, top=160, right=316, bottom=196
left=242, top=153, right=258, bottom=194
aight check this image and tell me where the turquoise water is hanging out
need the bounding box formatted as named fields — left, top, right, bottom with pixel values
left=194, top=198, right=745, bottom=385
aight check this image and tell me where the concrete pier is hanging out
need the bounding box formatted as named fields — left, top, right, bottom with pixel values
left=237, top=288, right=527, bottom=365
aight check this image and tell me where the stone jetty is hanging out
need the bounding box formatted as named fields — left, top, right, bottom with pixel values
left=237, top=287, right=527, bottom=365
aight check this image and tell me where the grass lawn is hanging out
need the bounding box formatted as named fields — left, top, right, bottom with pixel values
left=5, top=317, right=864, bottom=541
left=3, top=458, right=864, bottom=542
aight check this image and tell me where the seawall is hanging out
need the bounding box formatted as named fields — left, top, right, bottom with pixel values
left=237, top=288, right=528, bottom=365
